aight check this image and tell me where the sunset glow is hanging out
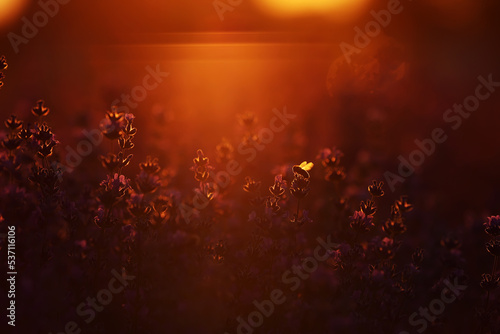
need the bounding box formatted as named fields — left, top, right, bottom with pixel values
left=0, top=0, right=27, bottom=28
left=0, top=0, right=499, bottom=333
left=254, top=0, right=369, bottom=19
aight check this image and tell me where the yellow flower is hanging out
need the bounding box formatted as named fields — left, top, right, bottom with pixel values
left=292, top=161, right=314, bottom=178
left=299, top=161, right=314, bottom=171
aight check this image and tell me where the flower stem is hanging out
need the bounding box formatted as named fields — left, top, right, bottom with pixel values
left=296, top=199, right=300, bottom=220
left=133, top=230, right=143, bottom=333
left=492, top=255, right=498, bottom=276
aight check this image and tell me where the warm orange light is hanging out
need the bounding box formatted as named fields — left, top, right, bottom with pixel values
left=254, top=0, right=369, bottom=20
left=0, top=0, right=28, bottom=29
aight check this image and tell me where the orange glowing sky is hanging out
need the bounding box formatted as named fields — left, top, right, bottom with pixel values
left=254, top=0, right=370, bottom=20
left=0, top=0, right=28, bottom=29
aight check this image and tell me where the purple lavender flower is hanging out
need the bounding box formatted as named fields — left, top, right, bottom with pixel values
left=349, top=210, right=374, bottom=233
left=484, top=215, right=500, bottom=236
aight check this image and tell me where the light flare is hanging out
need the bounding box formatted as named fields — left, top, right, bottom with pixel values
left=254, top=0, right=370, bottom=20
left=0, top=0, right=29, bottom=29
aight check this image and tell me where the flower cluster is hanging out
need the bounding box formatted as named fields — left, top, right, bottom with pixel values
left=323, top=178, right=425, bottom=330
left=472, top=215, right=500, bottom=331
left=190, top=149, right=215, bottom=205
left=289, top=162, right=313, bottom=226
left=267, top=174, right=286, bottom=214
left=100, top=107, right=127, bottom=139
left=243, top=175, right=268, bottom=209
left=1, top=88, right=498, bottom=334
left=317, top=147, right=345, bottom=182
left=34, top=121, right=58, bottom=159
left=32, top=100, right=50, bottom=118
left=290, top=161, right=312, bottom=200
left=2, top=115, right=23, bottom=154
left=0, top=55, right=7, bottom=89
left=367, top=180, right=384, bottom=197
left=206, top=240, right=226, bottom=263
left=481, top=215, right=500, bottom=291
left=136, top=156, right=161, bottom=194
left=238, top=111, right=257, bottom=128
left=191, top=149, right=212, bottom=183
left=95, top=109, right=137, bottom=229
left=349, top=180, right=393, bottom=236
left=243, top=176, right=261, bottom=194
left=382, top=199, right=411, bottom=237
left=2, top=101, right=61, bottom=191
left=349, top=210, right=374, bottom=233
left=215, top=138, right=234, bottom=164
left=484, top=215, right=500, bottom=237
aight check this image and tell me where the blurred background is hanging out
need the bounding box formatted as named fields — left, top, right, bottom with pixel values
left=1, top=0, right=500, bottom=221
left=2, top=1, right=500, bottom=333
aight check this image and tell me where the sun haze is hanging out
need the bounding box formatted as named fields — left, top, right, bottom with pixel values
left=0, top=0, right=28, bottom=29
left=253, top=0, right=370, bottom=20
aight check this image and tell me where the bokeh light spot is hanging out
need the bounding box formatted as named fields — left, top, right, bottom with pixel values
left=0, top=0, right=29, bottom=29
left=254, top=0, right=370, bottom=20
